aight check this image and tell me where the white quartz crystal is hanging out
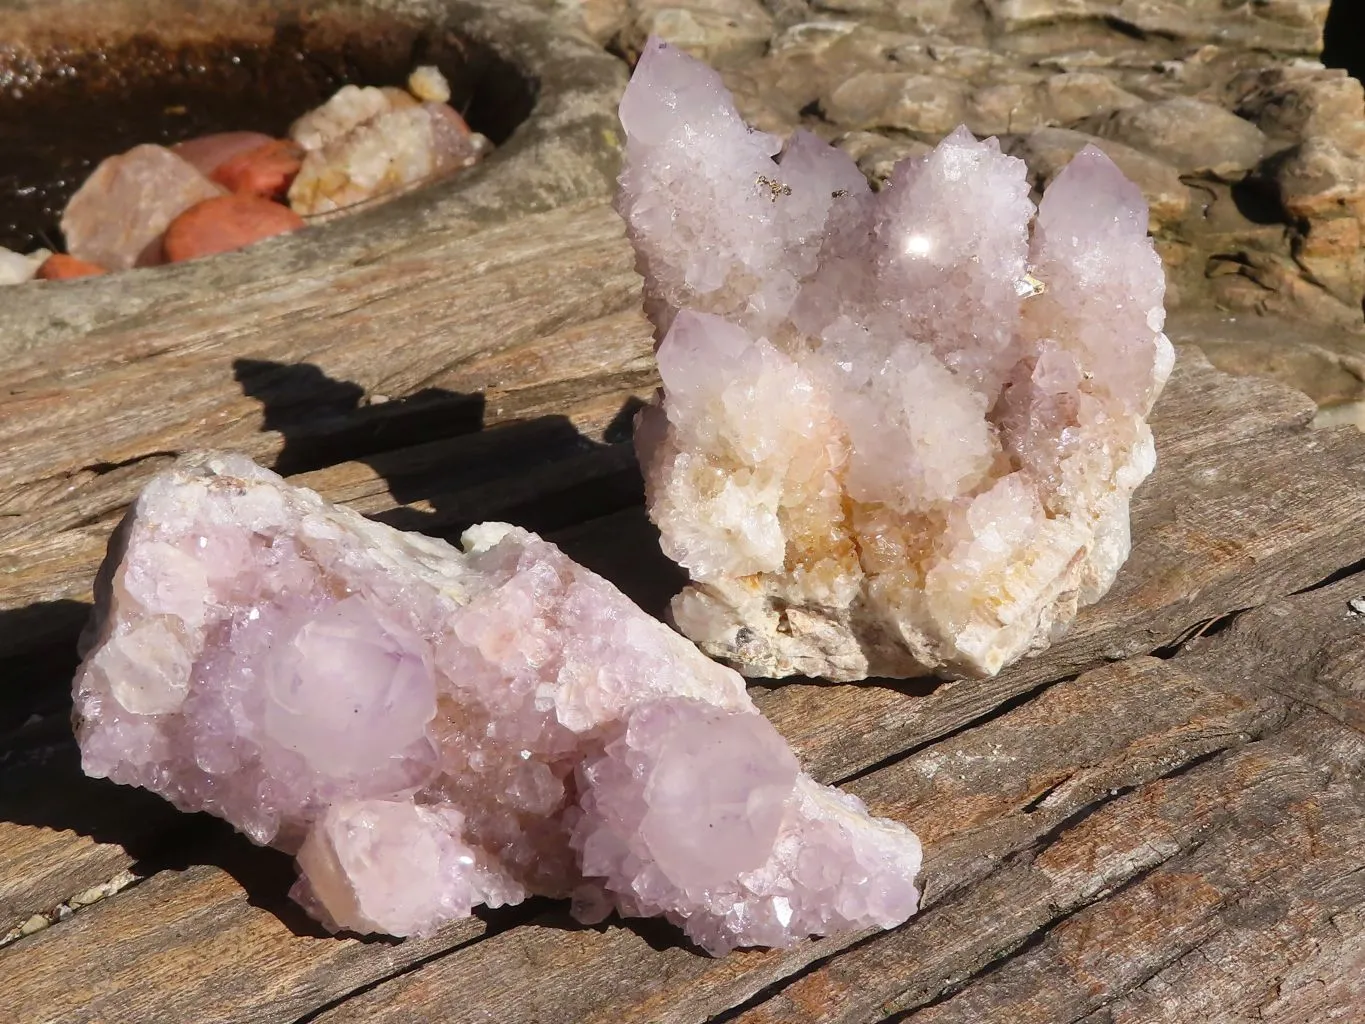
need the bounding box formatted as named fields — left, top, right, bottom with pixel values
left=289, top=85, right=396, bottom=153
left=0, top=246, right=49, bottom=285
left=287, top=77, right=490, bottom=217
left=620, top=39, right=1174, bottom=681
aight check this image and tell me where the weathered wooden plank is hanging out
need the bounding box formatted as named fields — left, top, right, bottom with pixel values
left=0, top=202, right=652, bottom=542
left=0, top=333, right=655, bottom=545
left=732, top=721, right=1364, bottom=1024
left=3, top=198, right=1364, bottom=1024
left=899, top=727, right=1365, bottom=1024
left=1131, top=905, right=1365, bottom=1024
left=2, top=844, right=509, bottom=1024
left=0, top=730, right=187, bottom=942
left=0, top=407, right=652, bottom=659
left=0, top=513, right=1348, bottom=1021
left=3, top=359, right=1363, bottom=1015
left=288, top=650, right=1303, bottom=1024
left=1178, top=563, right=1365, bottom=737
left=718, top=572, right=1365, bottom=1024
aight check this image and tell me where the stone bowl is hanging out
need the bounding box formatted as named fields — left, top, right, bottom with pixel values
left=0, top=0, right=627, bottom=356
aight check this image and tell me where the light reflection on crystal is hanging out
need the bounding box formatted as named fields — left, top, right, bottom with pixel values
left=903, top=233, right=933, bottom=257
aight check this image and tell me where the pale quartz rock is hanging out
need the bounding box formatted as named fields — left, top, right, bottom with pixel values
left=61, top=144, right=224, bottom=269
left=73, top=453, right=921, bottom=953
left=289, top=101, right=490, bottom=216
left=289, top=85, right=395, bottom=153
left=408, top=65, right=452, bottom=104
left=0, top=246, right=49, bottom=285
left=621, top=39, right=1174, bottom=681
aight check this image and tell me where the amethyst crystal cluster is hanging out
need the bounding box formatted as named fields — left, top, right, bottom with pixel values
left=75, top=455, right=920, bottom=953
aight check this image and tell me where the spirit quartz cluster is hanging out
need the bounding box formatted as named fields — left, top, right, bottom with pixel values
left=622, top=39, right=1174, bottom=682
left=74, top=455, right=921, bottom=953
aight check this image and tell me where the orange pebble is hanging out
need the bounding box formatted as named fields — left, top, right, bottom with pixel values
left=211, top=139, right=305, bottom=200
left=434, top=105, right=472, bottom=136
left=172, top=132, right=275, bottom=177
left=37, top=254, right=108, bottom=280
left=163, top=194, right=306, bottom=262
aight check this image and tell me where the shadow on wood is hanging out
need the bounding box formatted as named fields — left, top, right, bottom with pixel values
left=235, top=360, right=680, bottom=621
left=0, top=606, right=88, bottom=733
left=233, top=359, right=488, bottom=477
left=0, top=724, right=549, bottom=942
left=235, top=357, right=649, bottom=539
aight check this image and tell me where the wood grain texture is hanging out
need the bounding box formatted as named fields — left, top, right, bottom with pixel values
left=737, top=723, right=1361, bottom=1024
left=0, top=200, right=656, bottom=657
left=2, top=200, right=1364, bottom=1023
left=4, top=850, right=509, bottom=1024
left=0, top=732, right=187, bottom=937
left=725, top=572, right=1365, bottom=1024
left=900, top=724, right=1365, bottom=1024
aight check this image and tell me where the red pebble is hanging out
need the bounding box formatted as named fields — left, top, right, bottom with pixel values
left=171, top=132, right=275, bottom=177
left=37, top=254, right=108, bottom=280
left=211, top=140, right=306, bottom=200
left=162, top=194, right=306, bottom=262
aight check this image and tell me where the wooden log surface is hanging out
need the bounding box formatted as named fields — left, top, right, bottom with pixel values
left=2, top=199, right=1363, bottom=1022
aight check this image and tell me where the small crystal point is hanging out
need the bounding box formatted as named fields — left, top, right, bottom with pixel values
left=571, top=699, right=920, bottom=955
left=73, top=453, right=921, bottom=952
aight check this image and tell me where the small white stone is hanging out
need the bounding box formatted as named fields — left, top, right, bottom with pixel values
left=288, top=102, right=487, bottom=216
left=0, top=247, right=50, bottom=285
left=408, top=65, right=452, bottom=104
